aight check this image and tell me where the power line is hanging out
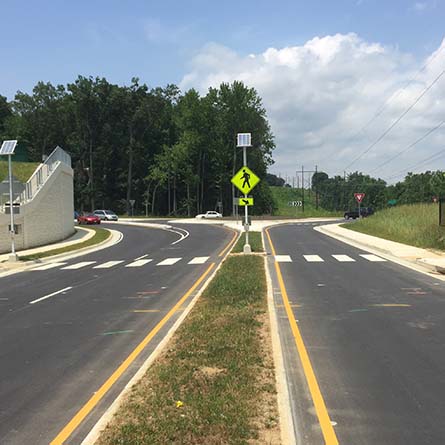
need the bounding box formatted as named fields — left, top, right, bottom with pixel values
left=368, top=119, right=445, bottom=174
left=344, top=48, right=443, bottom=147
left=344, top=67, right=445, bottom=171
left=384, top=147, right=445, bottom=182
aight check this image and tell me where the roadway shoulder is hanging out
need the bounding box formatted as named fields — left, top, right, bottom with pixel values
left=316, top=223, right=445, bottom=278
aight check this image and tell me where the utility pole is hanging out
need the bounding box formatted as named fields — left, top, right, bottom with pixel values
left=315, top=164, right=318, bottom=210
left=301, top=165, right=304, bottom=213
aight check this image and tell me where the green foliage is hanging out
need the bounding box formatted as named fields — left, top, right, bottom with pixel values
left=0, top=161, right=39, bottom=183
left=2, top=78, right=275, bottom=216
left=344, top=203, right=445, bottom=250
left=269, top=186, right=341, bottom=217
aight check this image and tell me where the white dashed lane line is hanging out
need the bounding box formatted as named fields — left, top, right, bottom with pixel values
left=125, top=259, right=153, bottom=267
left=61, top=261, right=97, bottom=270
left=303, top=255, right=324, bottom=262
left=93, top=261, right=125, bottom=269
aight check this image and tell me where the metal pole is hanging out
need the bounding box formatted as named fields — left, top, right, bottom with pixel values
left=8, top=154, right=17, bottom=261
left=301, top=165, right=304, bottom=212
left=243, top=146, right=251, bottom=254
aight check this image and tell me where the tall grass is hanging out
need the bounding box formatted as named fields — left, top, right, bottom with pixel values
left=270, top=186, right=340, bottom=217
left=345, top=203, right=445, bottom=250
left=0, top=161, right=39, bottom=183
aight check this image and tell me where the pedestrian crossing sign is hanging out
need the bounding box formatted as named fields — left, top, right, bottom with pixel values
left=231, top=166, right=260, bottom=195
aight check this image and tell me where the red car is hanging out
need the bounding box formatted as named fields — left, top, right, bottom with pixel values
left=77, top=212, right=101, bottom=225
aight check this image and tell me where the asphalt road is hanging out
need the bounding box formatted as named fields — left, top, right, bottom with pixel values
left=0, top=222, right=235, bottom=445
left=266, top=223, right=445, bottom=445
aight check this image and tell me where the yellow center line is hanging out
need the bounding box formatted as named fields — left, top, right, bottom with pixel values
left=265, top=228, right=339, bottom=445
left=218, top=229, right=239, bottom=257
left=50, top=262, right=215, bottom=445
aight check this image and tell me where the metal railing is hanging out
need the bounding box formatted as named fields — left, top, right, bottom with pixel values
left=20, top=146, right=71, bottom=203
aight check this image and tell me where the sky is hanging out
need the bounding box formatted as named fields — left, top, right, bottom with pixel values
left=1, top=0, right=445, bottom=183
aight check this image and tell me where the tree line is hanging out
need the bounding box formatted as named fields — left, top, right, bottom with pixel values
left=0, top=77, right=275, bottom=216
left=311, top=170, right=445, bottom=211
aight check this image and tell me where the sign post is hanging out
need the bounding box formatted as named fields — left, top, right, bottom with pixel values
left=354, top=192, right=365, bottom=218
left=0, top=140, right=18, bottom=262
left=232, top=133, right=261, bottom=254
left=129, top=199, right=135, bottom=217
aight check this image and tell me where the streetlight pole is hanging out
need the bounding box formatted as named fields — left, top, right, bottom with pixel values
left=243, top=145, right=251, bottom=254
left=8, top=154, right=17, bottom=260
left=0, top=140, right=19, bottom=262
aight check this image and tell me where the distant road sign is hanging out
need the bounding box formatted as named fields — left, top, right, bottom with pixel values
left=354, top=193, right=365, bottom=203
left=288, top=201, right=302, bottom=207
left=129, top=199, right=135, bottom=206
left=231, top=166, right=260, bottom=195
left=239, top=197, right=254, bottom=206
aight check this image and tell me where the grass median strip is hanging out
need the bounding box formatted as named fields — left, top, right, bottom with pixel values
left=232, top=231, right=264, bottom=253
left=97, top=254, right=279, bottom=445
left=19, top=226, right=110, bottom=261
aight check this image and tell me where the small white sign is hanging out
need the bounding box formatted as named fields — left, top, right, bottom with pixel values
left=237, top=133, right=252, bottom=147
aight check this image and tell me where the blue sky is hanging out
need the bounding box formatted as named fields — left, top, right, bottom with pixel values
left=1, top=0, right=445, bottom=179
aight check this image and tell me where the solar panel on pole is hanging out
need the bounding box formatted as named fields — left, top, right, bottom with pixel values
left=0, top=140, right=18, bottom=155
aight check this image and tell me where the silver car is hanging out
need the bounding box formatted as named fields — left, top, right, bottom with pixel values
left=93, top=209, right=119, bottom=221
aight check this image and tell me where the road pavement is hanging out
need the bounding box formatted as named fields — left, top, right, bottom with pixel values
left=0, top=222, right=236, bottom=445
left=266, top=223, right=445, bottom=445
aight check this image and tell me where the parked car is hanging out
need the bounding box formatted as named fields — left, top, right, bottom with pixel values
left=77, top=212, right=101, bottom=225
left=195, top=211, right=223, bottom=219
left=344, top=207, right=374, bottom=219
left=93, top=209, right=118, bottom=221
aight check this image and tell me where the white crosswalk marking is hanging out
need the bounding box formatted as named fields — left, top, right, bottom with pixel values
left=275, top=255, right=292, bottom=262
left=32, top=262, right=67, bottom=271
left=61, top=261, right=97, bottom=270
left=360, top=254, right=387, bottom=262
left=303, top=255, right=324, bottom=262
left=157, top=258, right=182, bottom=266
left=125, top=259, right=153, bottom=267
left=332, top=255, right=356, bottom=262
left=93, top=261, right=124, bottom=269
left=188, top=256, right=210, bottom=265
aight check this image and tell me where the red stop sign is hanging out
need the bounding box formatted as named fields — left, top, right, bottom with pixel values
left=354, top=193, right=365, bottom=203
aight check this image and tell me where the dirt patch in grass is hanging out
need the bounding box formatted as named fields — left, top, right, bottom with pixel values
left=96, top=255, right=280, bottom=445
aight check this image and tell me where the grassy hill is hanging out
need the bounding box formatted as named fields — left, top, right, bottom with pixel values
left=271, top=186, right=341, bottom=218
left=0, top=161, right=40, bottom=183
left=344, top=203, right=445, bottom=250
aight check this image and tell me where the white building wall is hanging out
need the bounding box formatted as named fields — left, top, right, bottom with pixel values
left=0, top=162, right=74, bottom=254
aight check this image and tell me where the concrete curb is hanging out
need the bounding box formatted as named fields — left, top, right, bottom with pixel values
left=262, top=231, right=296, bottom=445
left=315, top=224, right=445, bottom=280
left=0, top=228, right=123, bottom=278
left=80, top=229, right=239, bottom=445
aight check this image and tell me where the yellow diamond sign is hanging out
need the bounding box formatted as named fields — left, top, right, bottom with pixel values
left=231, top=166, right=260, bottom=195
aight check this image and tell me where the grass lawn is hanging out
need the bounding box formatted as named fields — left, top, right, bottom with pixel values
left=232, top=231, right=263, bottom=253
left=343, top=203, right=445, bottom=250
left=96, top=255, right=279, bottom=445
left=270, top=186, right=340, bottom=218
left=0, top=161, right=39, bottom=183
left=19, top=226, right=111, bottom=261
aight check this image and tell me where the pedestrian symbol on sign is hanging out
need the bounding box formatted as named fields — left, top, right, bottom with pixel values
left=231, top=166, right=260, bottom=195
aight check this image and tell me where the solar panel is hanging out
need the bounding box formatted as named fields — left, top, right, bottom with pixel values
left=0, top=140, right=18, bottom=155
left=237, top=133, right=252, bottom=147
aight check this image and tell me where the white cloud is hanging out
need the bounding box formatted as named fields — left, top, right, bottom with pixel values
left=144, top=18, right=191, bottom=45
left=180, top=33, right=445, bottom=183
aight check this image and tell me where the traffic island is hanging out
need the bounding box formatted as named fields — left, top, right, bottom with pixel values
left=95, top=255, right=280, bottom=445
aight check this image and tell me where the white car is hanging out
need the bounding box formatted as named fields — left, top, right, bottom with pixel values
left=195, top=211, right=223, bottom=219
left=93, top=209, right=119, bottom=221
